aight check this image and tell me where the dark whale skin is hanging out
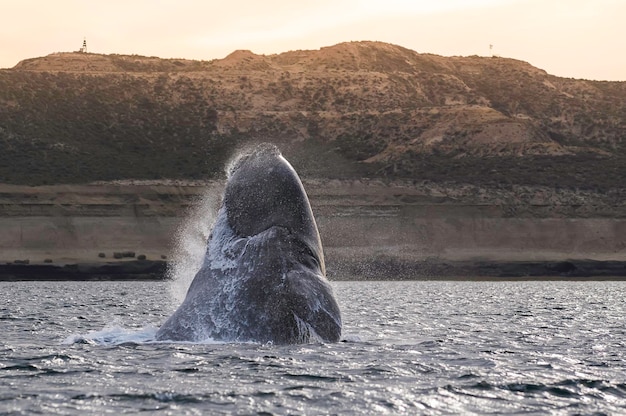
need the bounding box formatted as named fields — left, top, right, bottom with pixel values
left=156, top=144, right=341, bottom=343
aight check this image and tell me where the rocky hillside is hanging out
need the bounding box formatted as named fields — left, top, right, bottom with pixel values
left=1, top=41, right=624, bottom=188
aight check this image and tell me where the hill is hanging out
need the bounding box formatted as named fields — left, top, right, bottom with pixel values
left=1, top=41, right=625, bottom=188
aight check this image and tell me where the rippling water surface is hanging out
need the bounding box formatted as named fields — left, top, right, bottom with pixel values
left=1, top=280, right=626, bottom=415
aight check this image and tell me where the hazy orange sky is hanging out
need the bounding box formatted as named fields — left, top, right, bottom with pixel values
left=1, top=0, right=624, bottom=80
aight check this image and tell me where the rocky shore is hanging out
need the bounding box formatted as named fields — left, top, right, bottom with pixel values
left=1, top=258, right=625, bottom=281
left=0, top=260, right=167, bottom=281
left=330, top=257, right=626, bottom=280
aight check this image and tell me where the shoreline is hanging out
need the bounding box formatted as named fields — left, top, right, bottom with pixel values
left=1, top=258, right=625, bottom=281
left=329, top=258, right=626, bottom=280
left=0, top=260, right=167, bottom=281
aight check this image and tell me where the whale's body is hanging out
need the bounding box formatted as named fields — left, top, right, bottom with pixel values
left=156, top=144, right=341, bottom=343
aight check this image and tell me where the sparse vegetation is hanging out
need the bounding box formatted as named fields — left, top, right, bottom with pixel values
left=1, top=42, right=625, bottom=189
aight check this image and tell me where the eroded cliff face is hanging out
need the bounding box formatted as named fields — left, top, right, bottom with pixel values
left=1, top=182, right=624, bottom=267
left=0, top=183, right=205, bottom=263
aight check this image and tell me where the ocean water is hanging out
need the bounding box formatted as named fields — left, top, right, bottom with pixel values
left=1, top=280, right=626, bottom=415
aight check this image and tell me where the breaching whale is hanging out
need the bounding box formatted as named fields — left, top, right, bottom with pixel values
left=156, top=144, right=342, bottom=343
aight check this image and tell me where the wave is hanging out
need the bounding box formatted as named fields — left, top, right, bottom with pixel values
left=63, top=323, right=359, bottom=346
left=62, top=324, right=160, bottom=345
left=61, top=323, right=279, bottom=346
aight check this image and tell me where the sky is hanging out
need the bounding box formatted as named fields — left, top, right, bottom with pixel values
left=1, top=0, right=624, bottom=81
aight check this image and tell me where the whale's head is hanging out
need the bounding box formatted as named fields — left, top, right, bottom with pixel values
left=223, top=144, right=325, bottom=274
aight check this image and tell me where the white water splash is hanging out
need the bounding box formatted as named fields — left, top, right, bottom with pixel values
left=166, top=189, right=221, bottom=305
left=62, top=324, right=159, bottom=345
left=62, top=324, right=232, bottom=345
left=165, top=147, right=253, bottom=306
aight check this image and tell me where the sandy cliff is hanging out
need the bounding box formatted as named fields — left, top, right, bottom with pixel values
left=1, top=182, right=624, bottom=278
